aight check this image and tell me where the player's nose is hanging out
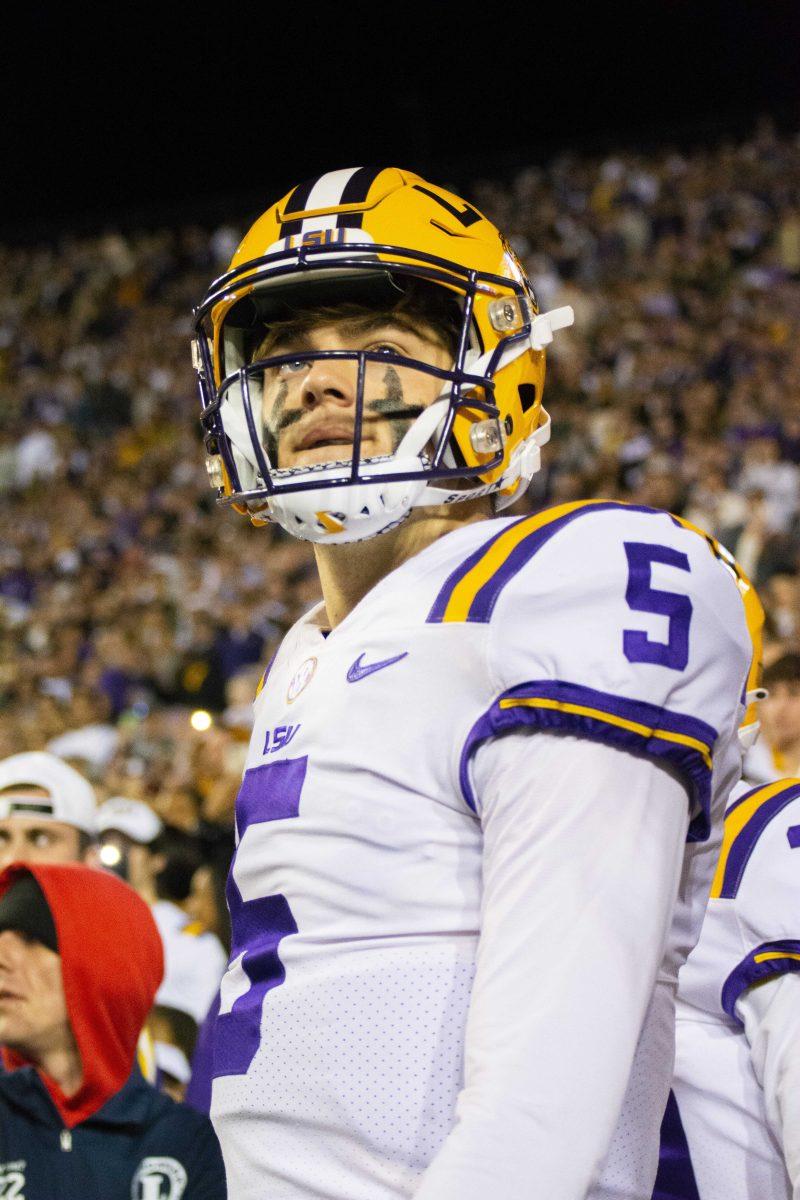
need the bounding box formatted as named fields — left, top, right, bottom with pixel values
left=300, top=356, right=358, bottom=410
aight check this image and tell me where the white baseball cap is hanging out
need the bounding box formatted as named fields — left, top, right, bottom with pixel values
left=97, top=797, right=163, bottom=845
left=0, top=752, right=97, bottom=835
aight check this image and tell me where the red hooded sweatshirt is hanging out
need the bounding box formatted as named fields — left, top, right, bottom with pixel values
left=0, top=862, right=164, bottom=1128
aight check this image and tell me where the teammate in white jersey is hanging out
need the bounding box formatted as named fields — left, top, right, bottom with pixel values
left=655, top=775, right=800, bottom=1200
left=191, top=168, right=763, bottom=1199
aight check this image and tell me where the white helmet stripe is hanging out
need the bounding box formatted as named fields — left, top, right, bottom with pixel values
left=297, top=168, right=364, bottom=236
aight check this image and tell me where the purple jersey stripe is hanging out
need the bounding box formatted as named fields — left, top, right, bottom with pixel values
left=717, top=782, right=800, bottom=899
left=721, top=939, right=800, bottom=1021
left=185, top=990, right=219, bottom=1114
left=654, top=1090, right=702, bottom=1200
left=504, top=679, right=718, bottom=748
left=427, top=501, right=665, bottom=624
left=458, top=679, right=715, bottom=841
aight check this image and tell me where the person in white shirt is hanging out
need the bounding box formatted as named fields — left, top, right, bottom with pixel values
left=96, top=798, right=227, bottom=1028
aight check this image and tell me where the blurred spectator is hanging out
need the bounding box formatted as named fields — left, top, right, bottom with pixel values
left=173, top=614, right=229, bottom=712
left=0, top=751, right=97, bottom=869
left=45, top=690, right=120, bottom=771
left=736, top=437, right=800, bottom=535
left=96, top=794, right=165, bottom=888
left=0, top=863, right=226, bottom=1198
left=97, top=798, right=227, bottom=1026
left=759, top=653, right=800, bottom=776
left=763, top=572, right=800, bottom=643
left=683, top=466, right=748, bottom=541
left=186, top=863, right=231, bottom=956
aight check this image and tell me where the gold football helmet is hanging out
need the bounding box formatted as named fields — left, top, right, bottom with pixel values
left=192, top=167, right=573, bottom=542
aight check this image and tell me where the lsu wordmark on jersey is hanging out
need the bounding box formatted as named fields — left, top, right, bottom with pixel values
left=656, top=776, right=800, bottom=1200
left=209, top=499, right=757, bottom=1200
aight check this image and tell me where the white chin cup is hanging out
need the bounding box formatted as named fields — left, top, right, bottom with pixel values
left=261, top=400, right=452, bottom=543
left=264, top=458, right=430, bottom=543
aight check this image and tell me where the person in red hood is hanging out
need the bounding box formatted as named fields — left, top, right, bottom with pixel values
left=0, top=862, right=226, bottom=1199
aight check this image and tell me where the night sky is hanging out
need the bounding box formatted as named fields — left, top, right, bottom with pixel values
left=2, top=1, right=799, bottom=238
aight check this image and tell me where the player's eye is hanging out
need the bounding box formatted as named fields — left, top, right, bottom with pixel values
left=277, top=359, right=310, bottom=377
left=30, top=831, right=54, bottom=848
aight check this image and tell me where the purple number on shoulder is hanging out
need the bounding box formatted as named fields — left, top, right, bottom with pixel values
left=623, top=542, right=692, bottom=671
left=213, top=757, right=307, bottom=1078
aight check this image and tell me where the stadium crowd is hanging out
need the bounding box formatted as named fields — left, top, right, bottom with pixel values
left=2, top=120, right=800, bottom=1111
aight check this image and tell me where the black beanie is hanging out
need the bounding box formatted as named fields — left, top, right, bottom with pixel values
left=0, top=874, right=58, bottom=954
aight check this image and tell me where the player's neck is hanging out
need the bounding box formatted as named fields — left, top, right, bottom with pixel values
left=313, top=500, right=492, bottom=629
left=774, top=735, right=800, bottom=773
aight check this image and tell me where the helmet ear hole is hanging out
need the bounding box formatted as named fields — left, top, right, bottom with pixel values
left=518, top=384, right=537, bottom=412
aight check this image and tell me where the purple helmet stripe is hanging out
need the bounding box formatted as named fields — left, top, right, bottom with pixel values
left=336, top=166, right=382, bottom=228
left=279, top=176, right=319, bottom=238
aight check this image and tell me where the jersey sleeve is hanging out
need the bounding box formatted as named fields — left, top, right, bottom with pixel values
left=459, top=503, right=756, bottom=839
left=710, top=779, right=800, bottom=1020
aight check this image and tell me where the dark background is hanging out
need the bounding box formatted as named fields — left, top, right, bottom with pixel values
left=2, top=0, right=800, bottom=238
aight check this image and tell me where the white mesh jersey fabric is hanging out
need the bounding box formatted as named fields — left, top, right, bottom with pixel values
left=215, top=951, right=476, bottom=1199
left=672, top=1017, right=791, bottom=1199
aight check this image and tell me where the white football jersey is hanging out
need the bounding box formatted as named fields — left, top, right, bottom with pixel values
left=208, top=500, right=755, bottom=1200
left=656, top=777, right=800, bottom=1200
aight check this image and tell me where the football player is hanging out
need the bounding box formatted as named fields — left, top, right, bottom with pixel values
left=655, top=774, right=800, bottom=1199
left=191, top=168, right=764, bottom=1200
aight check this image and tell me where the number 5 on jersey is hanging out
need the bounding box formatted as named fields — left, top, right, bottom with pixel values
left=214, top=757, right=306, bottom=1078
left=623, top=541, right=692, bottom=671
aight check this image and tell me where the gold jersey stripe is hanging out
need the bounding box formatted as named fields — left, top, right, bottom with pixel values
left=498, top=696, right=713, bottom=769
left=441, top=499, right=600, bottom=623
left=710, top=778, right=793, bottom=899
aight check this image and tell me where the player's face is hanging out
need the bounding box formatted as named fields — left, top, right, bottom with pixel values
left=0, top=814, right=84, bottom=870
left=259, top=318, right=452, bottom=470
left=0, top=931, right=70, bottom=1060
left=761, top=681, right=800, bottom=753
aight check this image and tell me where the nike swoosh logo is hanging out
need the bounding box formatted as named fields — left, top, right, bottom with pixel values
left=346, top=652, right=409, bottom=683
